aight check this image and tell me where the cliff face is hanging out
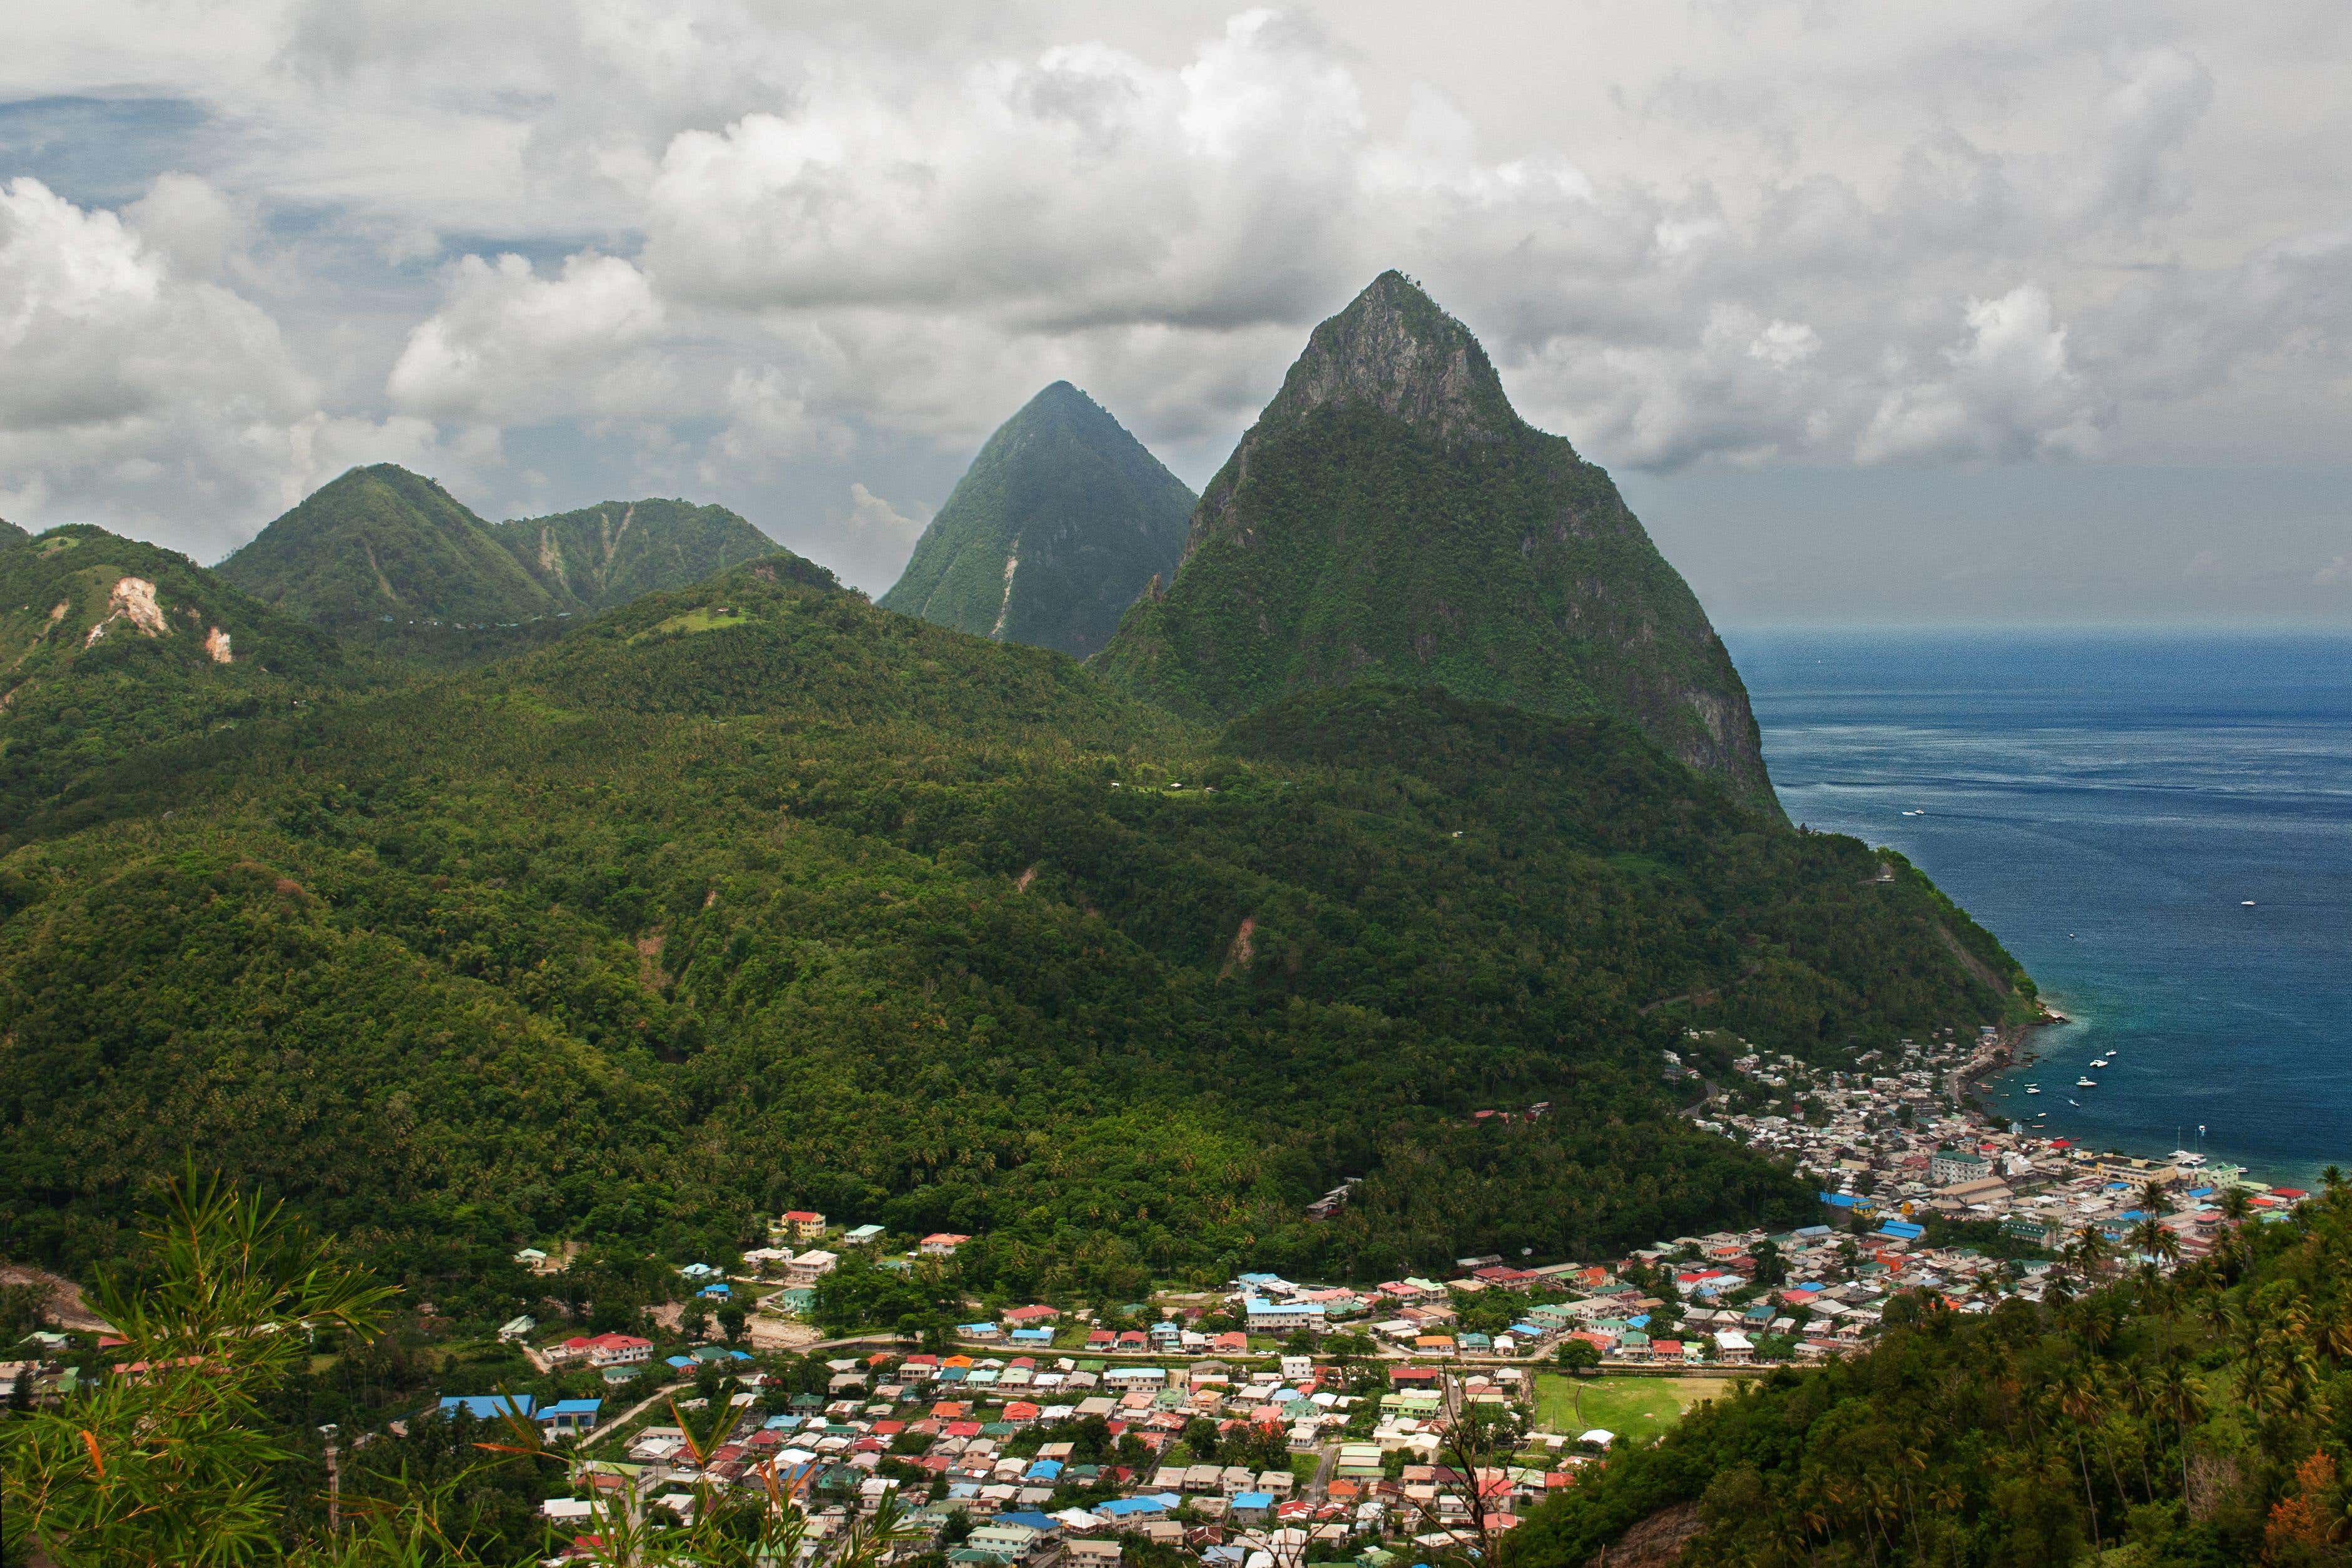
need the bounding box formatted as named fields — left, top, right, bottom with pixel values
left=1097, top=271, right=1779, bottom=813
left=880, top=383, right=1196, bottom=658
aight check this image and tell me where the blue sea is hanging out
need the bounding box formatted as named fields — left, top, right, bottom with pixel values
left=1724, top=630, right=2352, bottom=1186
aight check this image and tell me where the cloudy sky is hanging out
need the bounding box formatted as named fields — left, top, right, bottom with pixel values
left=5, top=1, right=2348, bottom=623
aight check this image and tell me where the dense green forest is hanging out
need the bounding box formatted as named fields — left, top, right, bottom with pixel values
left=492, top=497, right=780, bottom=611
left=1507, top=1182, right=2352, bottom=1567
left=880, top=381, right=1196, bottom=658
left=0, top=540, right=2026, bottom=1301
left=0, top=526, right=349, bottom=827
left=217, top=464, right=565, bottom=631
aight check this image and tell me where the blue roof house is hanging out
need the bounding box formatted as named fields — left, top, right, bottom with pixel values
left=540, top=1398, right=603, bottom=1434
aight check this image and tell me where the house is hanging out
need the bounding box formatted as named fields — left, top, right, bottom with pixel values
left=776, top=1210, right=829, bottom=1243
left=550, top=1332, right=653, bottom=1368
left=969, top=1523, right=1046, bottom=1562
left=1243, top=1297, right=1325, bottom=1333
left=1929, top=1149, right=1992, bottom=1188
left=843, top=1224, right=887, bottom=1246
left=439, top=1394, right=536, bottom=1422
left=766, top=1286, right=818, bottom=1318
left=497, top=1315, right=536, bottom=1343
left=1003, top=1305, right=1061, bottom=1326
left=539, top=1398, right=603, bottom=1435
left=1714, top=1330, right=1754, bottom=1364
left=1066, top=1540, right=1123, bottom=1568
left=922, top=1233, right=974, bottom=1257
left=786, top=1250, right=839, bottom=1286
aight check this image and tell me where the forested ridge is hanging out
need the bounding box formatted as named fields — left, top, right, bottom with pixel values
left=0, top=537, right=2028, bottom=1303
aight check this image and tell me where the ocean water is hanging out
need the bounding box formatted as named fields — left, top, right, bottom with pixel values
left=1723, top=630, right=2352, bottom=1186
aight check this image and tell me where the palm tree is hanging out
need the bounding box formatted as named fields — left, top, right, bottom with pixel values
left=2152, top=1359, right=2204, bottom=1500
left=2055, top=1371, right=2108, bottom=1551
left=2131, top=1217, right=2181, bottom=1286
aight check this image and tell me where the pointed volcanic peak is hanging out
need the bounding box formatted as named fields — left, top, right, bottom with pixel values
left=219, top=464, right=561, bottom=633
left=1097, top=271, right=1779, bottom=813
left=879, top=382, right=1197, bottom=659
left=491, top=498, right=783, bottom=613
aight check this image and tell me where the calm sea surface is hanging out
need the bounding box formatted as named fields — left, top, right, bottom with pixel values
left=1724, top=630, right=2352, bottom=1185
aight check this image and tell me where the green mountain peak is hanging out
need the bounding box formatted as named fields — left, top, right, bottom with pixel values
left=218, top=466, right=793, bottom=654
left=1097, top=272, right=1779, bottom=812
left=491, top=497, right=779, bottom=613
left=218, top=464, right=557, bottom=632
left=878, top=383, right=1196, bottom=658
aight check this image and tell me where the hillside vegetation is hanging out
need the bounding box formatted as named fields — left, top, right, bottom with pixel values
left=0, top=526, right=345, bottom=830
left=881, top=382, right=1196, bottom=658
left=1506, top=1183, right=2352, bottom=1568
left=216, top=465, right=785, bottom=661
left=217, top=465, right=559, bottom=632
left=492, top=497, right=778, bottom=611
left=0, top=550, right=2023, bottom=1299
left=1098, top=272, right=1777, bottom=812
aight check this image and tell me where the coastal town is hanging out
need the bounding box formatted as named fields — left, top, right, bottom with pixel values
left=2, top=1023, right=2313, bottom=1566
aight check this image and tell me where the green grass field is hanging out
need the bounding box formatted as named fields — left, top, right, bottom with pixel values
left=1532, top=1373, right=1747, bottom=1448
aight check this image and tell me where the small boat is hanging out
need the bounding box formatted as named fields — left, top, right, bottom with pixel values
left=2242, top=900, right=2256, bottom=907
left=2089, top=1058, right=2109, bottom=1069
left=2077, top=1076, right=2097, bottom=1088
left=2025, top=1086, right=2042, bottom=1095
left=2069, top=1098, right=2081, bottom=1107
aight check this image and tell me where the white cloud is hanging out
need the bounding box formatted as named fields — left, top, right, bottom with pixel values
left=847, top=481, right=925, bottom=541
left=388, top=252, right=669, bottom=422
left=0, top=178, right=316, bottom=556
left=1856, top=284, right=2105, bottom=464
left=4, top=2, right=2351, bottom=618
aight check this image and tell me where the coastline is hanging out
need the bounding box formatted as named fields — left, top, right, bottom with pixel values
left=1970, top=1000, right=2323, bottom=1189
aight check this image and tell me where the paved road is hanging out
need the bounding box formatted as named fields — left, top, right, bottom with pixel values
left=583, top=1380, right=691, bottom=1452
left=1307, top=1441, right=1340, bottom=1500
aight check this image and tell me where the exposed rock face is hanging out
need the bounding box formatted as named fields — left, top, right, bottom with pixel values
left=1097, top=272, right=1780, bottom=813
left=86, top=576, right=168, bottom=644
left=1587, top=1502, right=1706, bottom=1567
left=1251, top=267, right=1521, bottom=449
left=204, top=626, right=234, bottom=663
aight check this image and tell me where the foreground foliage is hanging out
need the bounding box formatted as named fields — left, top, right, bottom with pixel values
left=1, top=1174, right=920, bottom=1566
left=1506, top=1186, right=2352, bottom=1567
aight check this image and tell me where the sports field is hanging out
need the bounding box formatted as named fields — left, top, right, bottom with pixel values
left=1531, top=1373, right=1748, bottom=1448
